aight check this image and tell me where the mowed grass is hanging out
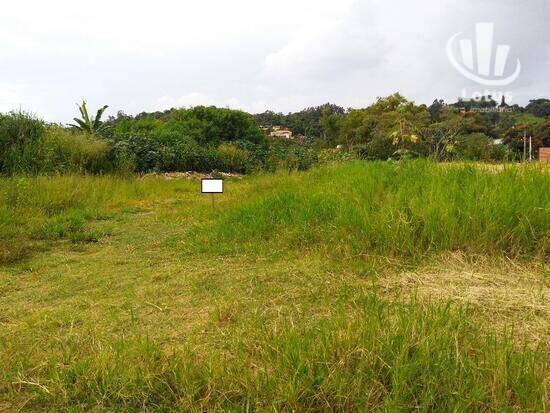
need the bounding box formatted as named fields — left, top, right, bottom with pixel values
left=0, top=161, right=548, bottom=411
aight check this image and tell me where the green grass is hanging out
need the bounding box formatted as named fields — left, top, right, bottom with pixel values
left=0, top=175, right=200, bottom=264
left=192, top=161, right=549, bottom=262
left=0, top=161, right=548, bottom=411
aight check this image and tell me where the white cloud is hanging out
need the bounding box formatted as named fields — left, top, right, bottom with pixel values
left=0, top=84, right=22, bottom=113
left=0, top=83, right=42, bottom=115
left=152, top=93, right=245, bottom=112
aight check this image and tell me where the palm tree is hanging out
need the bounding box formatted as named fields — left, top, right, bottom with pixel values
left=68, top=101, right=109, bottom=134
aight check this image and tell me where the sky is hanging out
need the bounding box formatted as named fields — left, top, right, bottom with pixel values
left=1, top=0, right=549, bottom=122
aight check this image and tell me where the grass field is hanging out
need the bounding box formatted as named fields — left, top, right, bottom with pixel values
left=0, top=161, right=548, bottom=411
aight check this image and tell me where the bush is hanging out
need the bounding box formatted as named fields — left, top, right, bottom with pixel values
left=0, top=113, right=113, bottom=175
left=318, top=148, right=352, bottom=164
left=107, top=106, right=267, bottom=147
left=265, top=139, right=318, bottom=172
left=457, top=133, right=510, bottom=162
left=41, top=127, right=113, bottom=173
left=112, top=134, right=230, bottom=173
left=457, top=133, right=492, bottom=161
left=0, top=107, right=321, bottom=176
left=104, top=106, right=279, bottom=174
left=217, top=143, right=250, bottom=173
left=354, top=137, right=395, bottom=160
left=0, top=111, right=46, bottom=174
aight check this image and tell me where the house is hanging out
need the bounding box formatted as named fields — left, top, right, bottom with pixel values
left=539, top=147, right=550, bottom=161
left=260, top=124, right=293, bottom=139
left=270, top=128, right=293, bottom=139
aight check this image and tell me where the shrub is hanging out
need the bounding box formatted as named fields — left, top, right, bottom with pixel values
left=41, top=127, right=113, bottom=173
left=265, top=139, right=318, bottom=172
left=0, top=111, right=46, bottom=174
left=456, top=133, right=493, bottom=161
left=0, top=113, right=115, bottom=175
left=217, top=143, right=250, bottom=173
left=112, top=134, right=230, bottom=173
left=318, top=148, right=352, bottom=164
left=354, top=137, right=395, bottom=160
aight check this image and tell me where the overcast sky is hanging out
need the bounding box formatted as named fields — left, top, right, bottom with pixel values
left=1, top=0, right=549, bottom=122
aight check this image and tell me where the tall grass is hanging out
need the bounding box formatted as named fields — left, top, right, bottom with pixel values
left=191, top=161, right=549, bottom=262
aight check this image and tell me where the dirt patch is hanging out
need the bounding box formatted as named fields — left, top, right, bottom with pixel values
left=143, top=171, right=244, bottom=180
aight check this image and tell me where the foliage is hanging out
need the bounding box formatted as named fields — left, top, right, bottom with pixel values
left=315, top=94, right=525, bottom=162
left=108, top=106, right=266, bottom=146
left=216, top=143, right=250, bottom=173
left=456, top=133, right=508, bottom=161
left=428, top=98, right=445, bottom=122
left=534, top=120, right=550, bottom=150
left=0, top=111, right=46, bottom=174
left=68, top=101, right=110, bottom=134
left=2, top=92, right=550, bottom=177
left=264, top=138, right=318, bottom=172
left=0, top=111, right=115, bottom=175
left=112, top=134, right=223, bottom=173
left=525, top=98, right=550, bottom=118
left=105, top=106, right=323, bottom=173
left=255, top=103, right=345, bottom=139
left=501, top=124, right=546, bottom=159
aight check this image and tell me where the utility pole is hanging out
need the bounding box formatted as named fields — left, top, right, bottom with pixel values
left=529, top=135, right=532, bottom=162
left=523, top=129, right=527, bottom=162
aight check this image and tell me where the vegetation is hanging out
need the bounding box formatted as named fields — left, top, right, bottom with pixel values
left=0, top=112, right=114, bottom=175
left=1, top=93, right=550, bottom=177
left=68, top=101, right=109, bottom=135
left=525, top=98, right=550, bottom=118
left=255, top=103, right=345, bottom=138
left=0, top=161, right=548, bottom=411
left=0, top=96, right=548, bottom=410
left=191, top=161, right=548, bottom=262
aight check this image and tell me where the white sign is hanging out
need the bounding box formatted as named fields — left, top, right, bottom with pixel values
left=201, top=179, right=224, bottom=194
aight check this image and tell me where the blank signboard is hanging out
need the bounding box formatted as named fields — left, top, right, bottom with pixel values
left=201, top=179, right=224, bottom=193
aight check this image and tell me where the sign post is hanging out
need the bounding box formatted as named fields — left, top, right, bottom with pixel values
left=201, top=178, right=224, bottom=209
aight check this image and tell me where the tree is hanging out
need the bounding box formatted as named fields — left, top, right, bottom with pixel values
left=255, top=103, right=345, bottom=139
left=69, top=101, right=109, bottom=134
left=500, top=124, right=544, bottom=159
left=425, top=108, right=485, bottom=161
left=428, top=99, right=445, bottom=122
left=457, top=133, right=494, bottom=161
left=534, top=120, right=550, bottom=150
left=320, top=106, right=343, bottom=146
left=525, top=99, right=550, bottom=118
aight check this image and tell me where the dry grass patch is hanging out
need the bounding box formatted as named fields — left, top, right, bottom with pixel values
left=379, top=253, right=549, bottom=346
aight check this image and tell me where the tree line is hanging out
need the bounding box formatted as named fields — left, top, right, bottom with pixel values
left=0, top=95, right=549, bottom=176
left=256, top=95, right=550, bottom=161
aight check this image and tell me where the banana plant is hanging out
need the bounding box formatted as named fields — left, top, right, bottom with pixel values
left=68, top=101, right=109, bottom=134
